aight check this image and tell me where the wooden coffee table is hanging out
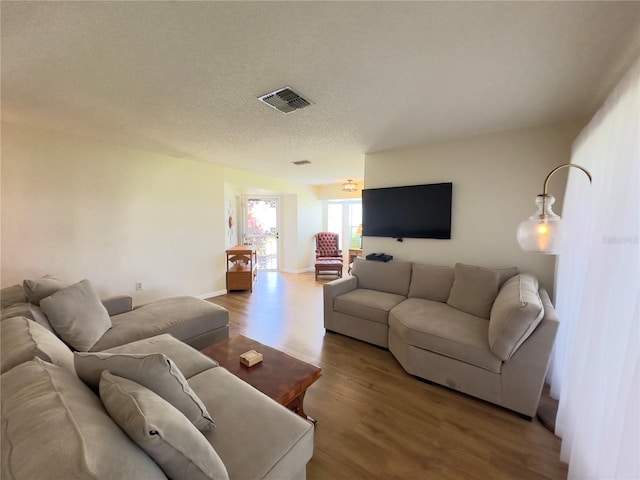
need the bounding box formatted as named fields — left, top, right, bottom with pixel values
left=200, top=335, right=322, bottom=424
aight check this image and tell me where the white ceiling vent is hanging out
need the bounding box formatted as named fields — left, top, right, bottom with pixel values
left=291, top=160, right=311, bottom=166
left=258, top=87, right=312, bottom=114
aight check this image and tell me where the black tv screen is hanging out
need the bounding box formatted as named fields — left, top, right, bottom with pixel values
left=362, top=183, right=452, bottom=240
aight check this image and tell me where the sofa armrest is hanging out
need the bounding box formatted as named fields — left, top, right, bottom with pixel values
left=102, top=295, right=133, bottom=316
left=323, top=276, right=357, bottom=326
left=500, top=288, right=559, bottom=417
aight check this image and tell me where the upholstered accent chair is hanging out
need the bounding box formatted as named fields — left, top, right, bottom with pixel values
left=314, top=232, right=343, bottom=280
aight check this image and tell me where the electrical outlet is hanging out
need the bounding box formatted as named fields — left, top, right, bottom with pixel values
left=135, top=282, right=143, bottom=291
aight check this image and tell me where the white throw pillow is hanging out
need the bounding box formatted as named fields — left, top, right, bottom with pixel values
left=75, top=351, right=214, bottom=431
left=40, top=279, right=112, bottom=351
left=99, top=372, right=229, bottom=480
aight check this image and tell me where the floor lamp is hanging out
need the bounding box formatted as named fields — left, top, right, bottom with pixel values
left=516, top=163, right=592, bottom=430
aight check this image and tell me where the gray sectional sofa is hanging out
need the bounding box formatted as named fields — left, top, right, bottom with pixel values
left=1, top=276, right=314, bottom=479
left=324, top=259, right=559, bottom=418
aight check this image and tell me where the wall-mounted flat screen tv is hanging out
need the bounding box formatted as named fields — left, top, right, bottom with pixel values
left=362, top=182, right=452, bottom=240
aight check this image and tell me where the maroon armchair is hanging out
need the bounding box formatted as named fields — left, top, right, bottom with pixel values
left=314, top=232, right=343, bottom=280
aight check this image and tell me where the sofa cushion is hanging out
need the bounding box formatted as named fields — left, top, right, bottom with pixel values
left=334, top=288, right=406, bottom=325
left=100, top=372, right=229, bottom=480
left=1, top=302, right=55, bottom=332
left=75, top=351, right=215, bottom=431
left=1, top=358, right=166, bottom=480
left=489, top=274, right=545, bottom=361
left=0, top=316, right=75, bottom=374
left=104, top=333, right=218, bottom=379
left=22, top=274, right=67, bottom=305
left=496, top=267, right=519, bottom=288
left=389, top=298, right=502, bottom=373
left=1, top=284, right=27, bottom=309
left=40, top=279, right=112, bottom=351
left=408, top=264, right=455, bottom=302
left=447, top=263, right=500, bottom=320
left=91, top=296, right=228, bottom=351
left=352, top=258, right=413, bottom=296
left=189, top=367, right=314, bottom=480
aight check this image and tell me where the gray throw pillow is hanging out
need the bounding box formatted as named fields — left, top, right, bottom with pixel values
left=99, top=372, right=229, bottom=480
left=447, top=263, right=500, bottom=319
left=407, top=264, right=455, bottom=302
left=1, top=302, right=55, bottom=332
left=0, top=316, right=74, bottom=374
left=1, top=284, right=27, bottom=309
left=489, top=274, right=545, bottom=361
left=75, top=351, right=214, bottom=431
left=22, top=275, right=67, bottom=305
left=40, top=279, right=112, bottom=351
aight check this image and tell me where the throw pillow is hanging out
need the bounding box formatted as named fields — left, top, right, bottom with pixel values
left=75, top=351, right=215, bottom=431
left=1, top=284, right=27, bottom=309
left=407, top=264, right=455, bottom=302
left=1, top=302, right=55, bottom=332
left=447, top=263, right=500, bottom=319
left=1, top=359, right=165, bottom=479
left=22, top=274, right=67, bottom=305
left=0, top=316, right=74, bottom=374
left=488, top=274, right=545, bottom=361
left=99, top=372, right=229, bottom=480
left=40, top=279, right=112, bottom=351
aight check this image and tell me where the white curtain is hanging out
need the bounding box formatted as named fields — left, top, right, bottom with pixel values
left=548, top=58, right=639, bottom=479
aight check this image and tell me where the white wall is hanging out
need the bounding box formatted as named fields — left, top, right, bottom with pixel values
left=364, top=122, right=585, bottom=293
left=1, top=122, right=227, bottom=302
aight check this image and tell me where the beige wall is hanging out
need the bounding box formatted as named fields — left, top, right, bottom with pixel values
left=1, top=123, right=323, bottom=302
left=364, top=122, right=585, bottom=293
left=1, top=122, right=227, bottom=302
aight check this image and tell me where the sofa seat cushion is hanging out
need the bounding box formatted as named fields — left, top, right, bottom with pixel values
left=1, top=358, right=166, bottom=480
left=389, top=298, right=502, bottom=373
left=334, top=288, right=406, bottom=325
left=189, top=367, right=314, bottom=480
left=0, top=316, right=74, bottom=374
left=91, top=296, right=228, bottom=351
left=105, top=333, right=218, bottom=379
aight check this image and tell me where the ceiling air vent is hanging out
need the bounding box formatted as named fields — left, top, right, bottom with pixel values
left=258, top=87, right=312, bottom=114
left=291, top=160, right=311, bottom=166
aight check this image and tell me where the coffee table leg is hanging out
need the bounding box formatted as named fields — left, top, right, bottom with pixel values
left=286, top=391, right=316, bottom=425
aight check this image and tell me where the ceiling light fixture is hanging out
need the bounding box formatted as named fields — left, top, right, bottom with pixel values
left=342, top=180, right=358, bottom=192
left=516, top=164, right=592, bottom=254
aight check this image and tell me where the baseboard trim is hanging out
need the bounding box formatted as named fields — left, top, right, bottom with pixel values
left=196, top=290, right=227, bottom=300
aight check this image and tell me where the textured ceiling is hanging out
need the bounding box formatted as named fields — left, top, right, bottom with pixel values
left=2, top=1, right=639, bottom=186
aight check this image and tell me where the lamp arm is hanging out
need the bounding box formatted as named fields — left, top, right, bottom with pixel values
left=542, top=164, right=592, bottom=196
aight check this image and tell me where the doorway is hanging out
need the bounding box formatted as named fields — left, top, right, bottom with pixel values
left=244, top=197, right=279, bottom=271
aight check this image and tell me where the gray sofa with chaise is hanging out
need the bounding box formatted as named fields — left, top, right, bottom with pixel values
left=1, top=275, right=229, bottom=351
left=1, top=276, right=314, bottom=479
left=323, top=259, right=559, bottom=418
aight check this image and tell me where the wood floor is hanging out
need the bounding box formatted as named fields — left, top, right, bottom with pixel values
left=207, top=271, right=567, bottom=480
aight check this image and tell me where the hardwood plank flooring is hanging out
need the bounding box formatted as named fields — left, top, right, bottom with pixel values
left=207, top=271, right=567, bottom=480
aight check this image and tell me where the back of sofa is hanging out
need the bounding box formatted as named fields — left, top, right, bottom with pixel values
left=352, top=259, right=413, bottom=296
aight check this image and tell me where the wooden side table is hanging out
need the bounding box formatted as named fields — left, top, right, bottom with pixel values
left=226, top=245, right=257, bottom=292
left=348, top=248, right=363, bottom=274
